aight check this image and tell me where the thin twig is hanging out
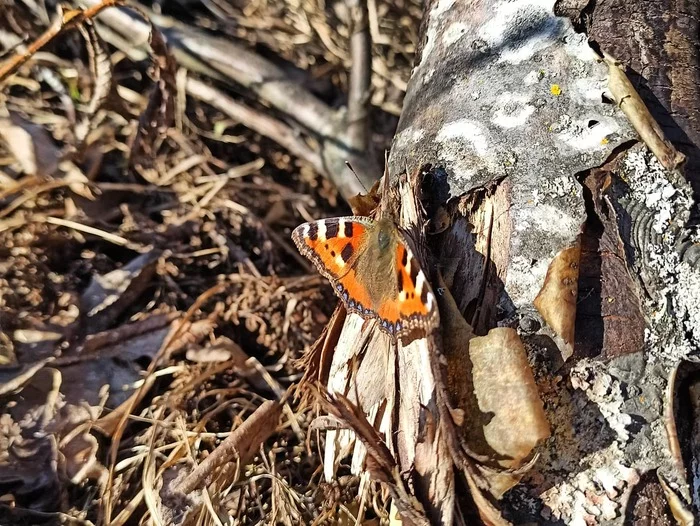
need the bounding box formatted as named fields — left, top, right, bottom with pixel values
left=45, top=216, right=139, bottom=248
left=186, top=77, right=327, bottom=176
left=346, top=0, right=372, bottom=151
left=0, top=0, right=124, bottom=83
left=176, top=400, right=282, bottom=495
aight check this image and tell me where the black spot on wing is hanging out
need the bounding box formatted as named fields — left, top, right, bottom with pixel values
left=308, top=223, right=318, bottom=241
left=326, top=221, right=339, bottom=238
left=341, top=242, right=353, bottom=262
left=420, top=284, right=428, bottom=305
left=397, top=270, right=404, bottom=292
left=401, top=247, right=408, bottom=267
left=344, top=221, right=353, bottom=238
left=409, top=258, right=419, bottom=286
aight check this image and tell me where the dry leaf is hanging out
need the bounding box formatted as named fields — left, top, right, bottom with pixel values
left=604, top=53, right=685, bottom=171
left=347, top=179, right=381, bottom=216
left=464, top=467, right=512, bottom=526
left=81, top=250, right=161, bottom=333
left=0, top=358, right=53, bottom=396
left=75, top=19, right=113, bottom=143
left=534, top=242, right=581, bottom=360
left=467, top=328, right=550, bottom=470
left=129, top=23, right=177, bottom=171
left=0, top=112, right=60, bottom=177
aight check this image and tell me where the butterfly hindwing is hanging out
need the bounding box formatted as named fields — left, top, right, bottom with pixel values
left=375, top=238, right=438, bottom=338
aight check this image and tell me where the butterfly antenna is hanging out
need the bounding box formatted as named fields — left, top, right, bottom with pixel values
left=344, top=162, right=369, bottom=193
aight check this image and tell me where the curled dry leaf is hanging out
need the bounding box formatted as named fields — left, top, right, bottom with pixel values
left=657, top=473, right=694, bottom=526
left=534, top=242, right=581, bottom=361
left=604, top=53, right=685, bottom=171
left=0, top=112, right=61, bottom=177
left=467, top=328, right=550, bottom=472
left=347, top=179, right=381, bottom=216
left=463, top=467, right=512, bottom=526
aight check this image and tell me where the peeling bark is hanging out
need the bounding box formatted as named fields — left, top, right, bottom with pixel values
left=556, top=0, right=700, bottom=195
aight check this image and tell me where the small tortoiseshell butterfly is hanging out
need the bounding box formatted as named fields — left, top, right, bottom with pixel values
left=292, top=215, right=439, bottom=341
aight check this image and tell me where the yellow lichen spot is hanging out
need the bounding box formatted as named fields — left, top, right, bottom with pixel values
left=550, top=84, right=562, bottom=96
left=601, top=137, right=609, bottom=145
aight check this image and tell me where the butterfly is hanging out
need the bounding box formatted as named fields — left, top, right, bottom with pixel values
left=292, top=215, right=439, bottom=341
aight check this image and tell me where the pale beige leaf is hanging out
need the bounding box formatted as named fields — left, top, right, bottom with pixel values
left=469, top=327, right=550, bottom=469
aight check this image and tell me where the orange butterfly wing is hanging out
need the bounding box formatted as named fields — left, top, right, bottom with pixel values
left=375, top=241, right=438, bottom=338
left=292, top=217, right=371, bottom=279
left=293, top=216, right=439, bottom=340
left=292, top=216, right=375, bottom=317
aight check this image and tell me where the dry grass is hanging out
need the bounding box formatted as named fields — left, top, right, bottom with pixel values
left=0, top=0, right=419, bottom=523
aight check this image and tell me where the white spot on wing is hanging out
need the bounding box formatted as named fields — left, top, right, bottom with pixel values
left=415, top=272, right=426, bottom=296
left=337, top=218, right=346, bottom=238
left=318, top=221, right=327, bottom=241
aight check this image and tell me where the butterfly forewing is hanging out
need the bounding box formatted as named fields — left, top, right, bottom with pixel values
left=292, top=217, right=371, bottom=281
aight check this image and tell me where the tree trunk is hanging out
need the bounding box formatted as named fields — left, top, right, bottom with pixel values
left=382, top=0, right=700, bottom=524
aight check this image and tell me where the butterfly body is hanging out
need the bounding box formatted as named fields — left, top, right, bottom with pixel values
left=292, top=216, right=438, bottom=340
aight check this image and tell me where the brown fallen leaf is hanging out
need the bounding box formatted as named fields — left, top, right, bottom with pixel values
left=534, top=242, right=581, bottom=361
left=347, top=179, right=381, bottom=216
left=464, top=467, right=512, bottom=526
left=467, top=328, right=550, bottom=471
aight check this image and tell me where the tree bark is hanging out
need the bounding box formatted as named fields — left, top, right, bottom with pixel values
left=386, top=0, right=699, bottom=524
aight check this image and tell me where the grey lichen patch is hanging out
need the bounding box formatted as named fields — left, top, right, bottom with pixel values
left=621, top=150, right=692, bottom=238
left=570, top=361, right=633, bottom=442
left=539, top=452, right=639, bottom=524
left=615, top=148, right=699, bottom=359
left=391, top=0, right=636, bottom=309
left=525, top=354, right=683, bottom=525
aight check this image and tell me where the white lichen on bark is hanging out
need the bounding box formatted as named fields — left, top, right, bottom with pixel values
left=391, top=0, right=636, bottom=311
